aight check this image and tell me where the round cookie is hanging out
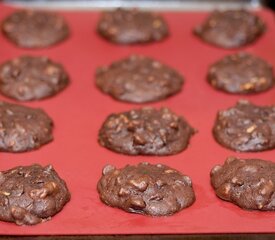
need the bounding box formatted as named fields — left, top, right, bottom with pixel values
left=211, top=157, right=275, bottom=211
left=98, top=162, right=195, bottom=216
left=2, top=10, right=69, bottom=48
left=213, top=100, right=275, bottom=152
left=97, top=8, right=169, bottom=44
left=194, top=10, right=266, bottom=49
left=96, top=55, right=184, bottom=103
left=0, top=101, right=53, bottom=152
left=99, top=107, right=195, bottom=156
left=0, top=56, right=69, bottom=101
left=0, top=164, right=70, bottom=225
left=208, top=52, right=274, bottom=94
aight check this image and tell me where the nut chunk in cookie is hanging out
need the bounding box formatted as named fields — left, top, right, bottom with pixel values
left=97, top=8, right=169, bottom=44
left=0, top=164, right=70, bottom=225
left=0, top=101, right=53, bottom=153
left=213, top=100, right=275, bottom=152
left=211, top=157, right=275, bottom=211
left=98, top=107, right=195, bottom=156
left=194, top=10, right=265, bottom=49
left=98, top=162, right=195, bottom=216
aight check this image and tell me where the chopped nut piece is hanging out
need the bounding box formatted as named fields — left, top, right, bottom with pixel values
left=129, top=179, right=148, bottom=191
left=242, top=82, right=254, bottom=90
left=246, top=125, right=257, bottom=133
left=152, top=20, right=162, bottom=28
left=0, top=191, right=11, bottom=196
left=165, top=169, right=175, bottom=174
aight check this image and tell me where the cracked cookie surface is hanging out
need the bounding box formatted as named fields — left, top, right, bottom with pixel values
left=0, top=164, right=70, bottom=225
left=211, top=157, right=275, bottom=211
left=98, top=162, right=195, bottom=216
left=98, top=107, right=195, bottom=155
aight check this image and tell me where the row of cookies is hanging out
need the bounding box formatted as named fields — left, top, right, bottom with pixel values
left=0, top=8, right=72, bottom=227
left=1, top=8, right=266, bottom=49
left=98, top=156, right=275, bottom=216
left=1, top=155, right=274, bottom=225
left=0, top=51, right=274, bottom=103
left=1, top=98, right=274, bottom=154
left=98, top=100, right=275, bottom=154
left=0, top=7, right=72, bottom=227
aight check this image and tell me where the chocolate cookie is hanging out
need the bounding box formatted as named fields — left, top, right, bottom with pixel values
left=208, top=52, right=274, bottom=94
left=0, top=101, right=53, bottom=152
left=211, top=157, right=275, bottom=211
left=96, top=55, right=183, bottom=103
left=0, top=164, right=70, bottom=225
left=0, top=56, right=69, bottom=101
left=213, top=100, right=275, bottom=152
left=2, top=10, right=69, bottom=48
left=97, top=8, right=169, bottom=44
left=99, top=107, right=195, bottom=155
left=194, top=10, right=266, bottom=49
left=98, top=162, right=195, bottom=216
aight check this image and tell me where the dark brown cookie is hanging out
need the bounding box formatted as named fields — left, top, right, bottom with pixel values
left=98, top=162, right=195, bottom=216
left=0, top=56, right=69, bottom=101
left=194, top=10, right=266, bottom=49
left=208, top=52, right=274, bottom=94
left=2, top=10, right=69, bottom=48
left=96, top=55, right=183, bottom=103
left=0, top=164, right=70, bottom=225
left=0, top=101, right=53, bottom=153
left=99, top=107, right=195, bottom=156
left=213, top=100, right=275, bottom=152
left=97, top=8, right=169, bottom=44
left=211, top=157, right=275, bottom=211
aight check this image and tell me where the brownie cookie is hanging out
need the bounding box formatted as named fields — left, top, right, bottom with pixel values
left=211, top=157, right=275, bottom=211
left=213, top=100, right=275, bottom=152
left=0, top=101, right=53, bottom=152
left=208, top=53, right=274, bottom=94
left=99, top=107, right=195, bottom=155
left=194, top=10, right=266, bottom=49
left=98, top=162, right=195, bottom=216
left=0, top=164, right=70, bottom=225
left=2, top=10, right=69, bottom=48
left=96, top=55, right=183, bottom=103
left=0, top=56, right=69, bottom=101
left=97, top=8, right=168, bottom=44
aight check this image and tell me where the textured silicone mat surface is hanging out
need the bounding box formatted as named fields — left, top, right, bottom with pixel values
left=0, top=4, right=274, bottom=235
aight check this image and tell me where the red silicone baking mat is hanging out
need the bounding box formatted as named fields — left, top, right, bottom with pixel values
left=0, top=3, right=275, bottom=235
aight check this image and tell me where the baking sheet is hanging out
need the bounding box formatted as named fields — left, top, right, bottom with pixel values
left=0, top=4, right=275, bottom=235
